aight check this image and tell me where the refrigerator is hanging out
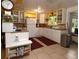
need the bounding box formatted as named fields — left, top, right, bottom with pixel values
left=27, top=18, right=38, bottom=37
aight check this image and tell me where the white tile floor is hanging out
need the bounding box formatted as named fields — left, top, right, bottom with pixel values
left=23, top=43, right=78, bottom=59
left=1, top=38, right=78, bottom=59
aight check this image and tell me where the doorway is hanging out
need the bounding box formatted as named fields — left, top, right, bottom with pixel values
left=69, top=11, right=78, bottom=43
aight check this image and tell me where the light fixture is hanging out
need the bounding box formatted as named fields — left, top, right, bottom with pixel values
left=5, top=11, right=11, bottom=15
left=34, top=6, right=43, bottom=13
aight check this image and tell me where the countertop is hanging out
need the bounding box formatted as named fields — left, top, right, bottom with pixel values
left=37, top=27, right=67, bottom=31
left=5, top=30, right=29, bottom=33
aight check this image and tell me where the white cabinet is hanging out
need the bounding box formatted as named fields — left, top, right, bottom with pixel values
left=43, top=29, right=61, bottom=43
left=28, top=28, right=38, bottom=37
left=38, top=28, right=67, bottom=43
left=38, top=28, right=43, bottom=36
left=12, top=10, right=24, bottom=23
left=52, top=30, right=61, bottom=43
left=57, top=8, right=67, bottom=24
left=43, top=29, right=52, bottom=39
left=27, top=18, right=39, bottom=37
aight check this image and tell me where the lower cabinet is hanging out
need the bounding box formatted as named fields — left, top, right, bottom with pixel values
left=38, top=28, right=67, bottom=43
left=6, top=44, right=31, bottom=59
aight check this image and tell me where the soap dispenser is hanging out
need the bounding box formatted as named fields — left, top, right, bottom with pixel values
left=13, top=24, right=16, bottom=32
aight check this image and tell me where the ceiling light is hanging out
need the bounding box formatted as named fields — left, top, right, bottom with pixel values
left=34, top=6, right=43, bottom=13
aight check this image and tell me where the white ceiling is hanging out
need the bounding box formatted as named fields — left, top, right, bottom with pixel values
left=16, top=0, right=78, bottom=11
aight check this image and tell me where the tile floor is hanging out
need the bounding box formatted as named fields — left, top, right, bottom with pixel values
left=23, top=43, right=78, bottom=59
left=2, top=38, right=78, bottom=59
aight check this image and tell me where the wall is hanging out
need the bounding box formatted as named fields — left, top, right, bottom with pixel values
left=66, top=5, right=78, bottom=24
left=39, top=13, right=45, bottom=23
left=66, top=5, right=78, bottom=43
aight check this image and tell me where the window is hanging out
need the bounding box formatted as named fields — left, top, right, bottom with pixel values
left=48, top=16, right=57, bottom=27
left=72, top=18, right=78, bottom=33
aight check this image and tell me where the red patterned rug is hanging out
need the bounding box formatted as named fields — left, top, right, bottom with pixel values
left=36, top=36, right=57, bottom=46
left=29, top=38, right=43, bottom=50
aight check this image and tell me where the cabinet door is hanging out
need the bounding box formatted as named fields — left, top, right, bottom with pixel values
left=12, top=10, right=18, bottom=22
left=18, top=11, right=24, bottom=23
left=57, top=9, right=62, bottom=23
left=62, top=9, right=66, bottom=23
left=57, top=8, right=66, bottom=24
left=12, top=11, right=24, bottom=23
left=39, top=14, right=45, bottom=23
left=38, top=28, right=44, bottom=36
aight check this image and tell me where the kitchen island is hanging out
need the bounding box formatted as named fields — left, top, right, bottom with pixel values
left=5, top=31, right=32, bottom=59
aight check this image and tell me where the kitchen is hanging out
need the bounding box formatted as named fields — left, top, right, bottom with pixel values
left=1, top=0, right=78, bottom=59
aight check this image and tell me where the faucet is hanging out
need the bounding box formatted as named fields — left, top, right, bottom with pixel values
left=15, top=36, right=19, bottom=42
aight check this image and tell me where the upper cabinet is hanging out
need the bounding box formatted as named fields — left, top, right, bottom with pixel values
left=12, top=10, right=24, bottom=23
left=57, top=8, right=67, bottom=24
left=2, top=10, right=25, bottom=23
left=2, top=10, right=27, bottom=31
